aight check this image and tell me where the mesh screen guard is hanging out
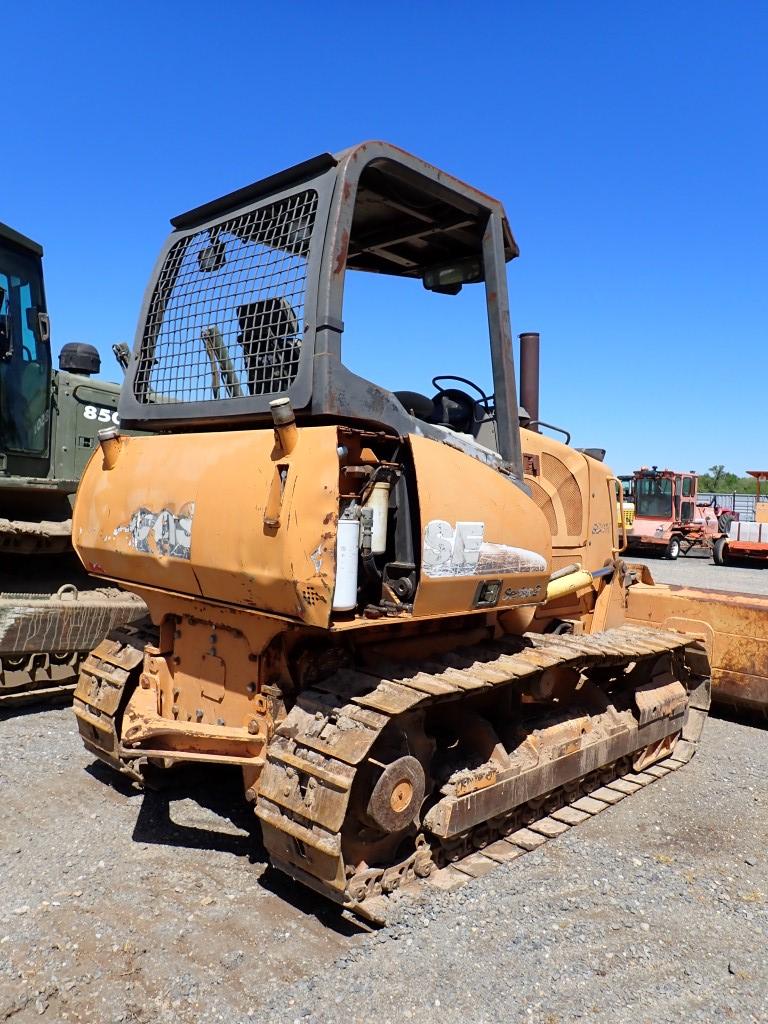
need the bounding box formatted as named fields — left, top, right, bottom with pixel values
left=134, top=190, right=319, bottom=406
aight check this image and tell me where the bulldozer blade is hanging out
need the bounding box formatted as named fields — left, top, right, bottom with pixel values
left=625, top=569, right=768, bottom=713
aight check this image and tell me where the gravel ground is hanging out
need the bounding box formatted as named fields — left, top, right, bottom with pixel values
left=2, top=558, right=767, bottom=1023
left=2, top=707, right=766, bottom=1023
left=630, top=550, right=768, bottom=596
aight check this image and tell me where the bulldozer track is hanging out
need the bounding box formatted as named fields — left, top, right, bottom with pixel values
left=0, top=584, right=147, bottom=710
left=73, top=621, right=710, bottom=926
left=257, top=625, right=710, bottom=925
left=0, top=652, right=82, bottom=709
left=420, top=745, right=694, bottom=894
left=73, top=618, right=158, bottom=782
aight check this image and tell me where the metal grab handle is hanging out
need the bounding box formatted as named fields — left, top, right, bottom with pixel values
left=608, top=476, right=628, bottom=555
left=527, top=420, right=571, bottom=445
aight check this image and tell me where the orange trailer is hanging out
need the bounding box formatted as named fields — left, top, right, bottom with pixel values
left=714, top=471, right=768, bottom=565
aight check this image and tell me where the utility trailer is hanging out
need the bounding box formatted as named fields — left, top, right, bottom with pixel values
left=714, top=470, right=768, bottom=565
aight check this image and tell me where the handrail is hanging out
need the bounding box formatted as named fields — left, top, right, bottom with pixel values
left=608, top=475, right=628, bottom=555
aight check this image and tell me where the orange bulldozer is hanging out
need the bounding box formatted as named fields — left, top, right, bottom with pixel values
left=69, top=142, right=764, bottom=922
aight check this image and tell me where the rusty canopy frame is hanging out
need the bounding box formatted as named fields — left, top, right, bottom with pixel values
left=117, top=141, right=524, bottom=477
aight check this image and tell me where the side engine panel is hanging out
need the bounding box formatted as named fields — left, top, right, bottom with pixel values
left=72, top=425, right=341, bottom=627
left=522, top=428, right=618, bottom=572
left=410, top=434, right=552, bottom=616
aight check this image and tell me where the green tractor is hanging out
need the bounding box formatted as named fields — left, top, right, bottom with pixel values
left=0, top=221, right=144, bottom=707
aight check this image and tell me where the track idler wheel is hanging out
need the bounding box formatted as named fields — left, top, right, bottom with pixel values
left=366, top=755, right=426, bottom=833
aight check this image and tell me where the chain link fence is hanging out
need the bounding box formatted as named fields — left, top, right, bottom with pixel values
left=698, top=493, right=756, bottom=522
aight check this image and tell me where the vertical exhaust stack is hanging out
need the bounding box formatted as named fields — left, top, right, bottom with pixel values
left=519, top=331, right=540, bottom=431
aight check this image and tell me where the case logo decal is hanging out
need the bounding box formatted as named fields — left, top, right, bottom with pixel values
left=114, top=503, right=195, bottom=559
left=422, top=520, right=547, bottom=578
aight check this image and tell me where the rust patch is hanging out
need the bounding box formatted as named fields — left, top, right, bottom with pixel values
left=333, top=230, right=350, bottom=275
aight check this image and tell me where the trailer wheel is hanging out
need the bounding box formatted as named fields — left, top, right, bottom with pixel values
left=665, top=536, right=681, bottom=560
left=713, top=536, right=729, bottom=566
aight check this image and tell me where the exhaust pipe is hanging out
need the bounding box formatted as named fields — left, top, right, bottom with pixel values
left=519, top=332, right=540, bottom=431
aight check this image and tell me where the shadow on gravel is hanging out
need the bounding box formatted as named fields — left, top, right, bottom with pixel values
left=722, top=558, right=768, bottom=570
left=258, top=865, right=369, bottom=937
left=85, top=758, right=369, bottom=935
left=127, top=764, right=262, bottom=857
left=710, top=703, right=767, bottom=730
left=85, top=760, right=141, bottom=797
left=0, top=697, right=73, bottom=721
left=130, top=772, right=367, bottom=935
left=93, top=761, right=370, bottom=937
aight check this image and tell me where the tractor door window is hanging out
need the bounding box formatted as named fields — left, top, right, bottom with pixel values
left=673, top=476, right=683, bottom=519
left=682, top=477, right=693, bottom=497
left=0, top=250, right=51, bottom=454
left=636, top=477, right=673, bottom=517
left=0, top=270, right=8, bottom=328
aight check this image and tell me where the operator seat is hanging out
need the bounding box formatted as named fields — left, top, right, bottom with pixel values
left=237, top=298, right=301, bottom=396
left=393, top=390, right=435, bottom=422
left=394, top=387, right=476, bottom=434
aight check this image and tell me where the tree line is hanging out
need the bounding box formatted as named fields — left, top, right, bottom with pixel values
left=698, top=465, right=758, bottom=494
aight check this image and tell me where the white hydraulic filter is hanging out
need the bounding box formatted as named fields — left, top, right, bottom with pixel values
left=364, top=481, right=390, bottom=555
left=332, top=516, right=360, bottom=612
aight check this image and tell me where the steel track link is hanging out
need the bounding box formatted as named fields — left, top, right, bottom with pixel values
left=257, top=625, right=710, bottom=924
left=419, top=745, right=700, bottom=910
left=72, top=618, right=158, bottom=781
left=0, top=653, right=81, bottom=709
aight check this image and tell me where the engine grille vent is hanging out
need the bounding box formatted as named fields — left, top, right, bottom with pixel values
left=527, top=479, right=557, bottom=534
left=300, top=585, right=324, bottom=608
left=541, top=453, right=583, bottom=535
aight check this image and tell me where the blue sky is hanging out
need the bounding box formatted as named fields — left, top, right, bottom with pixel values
left=3, top=1, right=766, bottom=475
